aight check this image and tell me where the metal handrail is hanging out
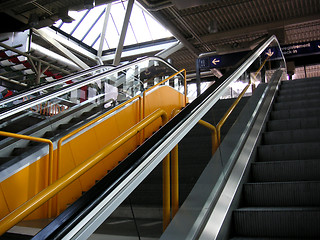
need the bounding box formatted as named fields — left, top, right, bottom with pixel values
left=0, top=56, right=181, bottom=121
left=0, top=65, right=109, bottom=106
left=0, top=109, right=168, bottom=236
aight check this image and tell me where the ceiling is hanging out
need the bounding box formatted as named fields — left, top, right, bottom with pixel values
left=0, top=0, right=319, bottom=82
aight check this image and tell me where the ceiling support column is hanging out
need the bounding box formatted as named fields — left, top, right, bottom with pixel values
left=113, top=0, right=134, bottom=66
left=97, top=3, right=112, bottom=62
left=33, top=28, right=90, bottom=70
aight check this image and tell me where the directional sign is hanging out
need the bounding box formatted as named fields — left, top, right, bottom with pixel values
left=212, top=58, right=220, bottom=65
left=198, top=40, right=320, bottom=71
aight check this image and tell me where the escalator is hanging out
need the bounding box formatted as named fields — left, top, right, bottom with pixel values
left=1, top=35, right=303, bottom=239
left=0, top=56, right=185, bottom=238
left=230, top=76, right=320, bottom=239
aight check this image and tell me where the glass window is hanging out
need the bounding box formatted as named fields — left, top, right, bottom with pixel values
left=59, top=10, right=87, bottom=34
left=52, top=0, right=173, bottom=51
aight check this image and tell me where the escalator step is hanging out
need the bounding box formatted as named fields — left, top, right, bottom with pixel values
left=231, top=237, right=320, bottom=240
left=11, top=147, right=30, bottom=156
left=270, top=107, right=320, bottom=120
left=276, top=92, right=320, bottom=103
left=0, top=157, right=12, bottom=165
left=267, top=117, right=320, bottom=132
left=233, top=207, right=320, bottom=238
left=278, top=86, right=320, bottom=97
left=273, top=99, right=320, bottom=111
left=42, top=131, right=60, bottom=139
left=262, top=129, right=320, bottom=145
left=0, top=232, right=32, bottom=239
left=281, top=78, right=320, bottom=88
left=57, top=123, right=73, bottom=130
left=243, top=181, right=320, bottom=207
left=251, top=159, right=320, bottom=182
left=257, top=142, right=320, bottom=162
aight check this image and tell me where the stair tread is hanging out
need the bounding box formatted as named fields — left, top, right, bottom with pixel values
left=235, top=206, right=320, bottom=211
left=251, top=159, right=320, bottom=182
left=267, top=117, right=320, bottom=131
left=263, top=128, right=320, bottom=144
left=257, top=142, right=320, bottom=162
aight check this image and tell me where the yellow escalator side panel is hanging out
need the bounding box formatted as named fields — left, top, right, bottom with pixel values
left=0, top=154, right=49, bottom=220
left=55, top=143, right=83, bottom=214
left=0, top=185, right=10, bottom=219
left=0, top=86, right=186, bottom=220
left=143, top=85, right=185, bottom=137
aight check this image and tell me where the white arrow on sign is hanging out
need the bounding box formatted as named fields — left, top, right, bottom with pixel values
left=212, top=58, right=220, bottom=65
left=266, top=49, right=274, bottom=57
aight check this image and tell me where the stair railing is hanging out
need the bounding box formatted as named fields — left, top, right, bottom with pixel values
left=0, top=132, right=54, bottom=217
left=0, top=109, right=168, bottom=236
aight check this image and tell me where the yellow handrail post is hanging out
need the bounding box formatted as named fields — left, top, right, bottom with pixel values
left=184, top=70, right=187, bottom=106
left=216, top=82, right=251, bottom=143
left=171, top=145, right=179, bottom=218
left=0, top=109, right=167, bottom=236
left=162, top=154, right=170, bottom=231
left=0, top=131, right=54, bottom=218
left=198, top=120, right=218, bottom=155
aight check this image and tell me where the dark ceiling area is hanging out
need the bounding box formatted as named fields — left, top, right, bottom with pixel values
left=0, top=0, right=319, bottom=74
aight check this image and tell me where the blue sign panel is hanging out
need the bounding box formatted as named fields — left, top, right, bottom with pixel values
left=199, top=40, right=320, bottom=70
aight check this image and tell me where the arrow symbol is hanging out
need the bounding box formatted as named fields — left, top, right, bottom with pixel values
left=212, top=58, right=220, bottom=65
left=266, top=49, right=274, bottom=57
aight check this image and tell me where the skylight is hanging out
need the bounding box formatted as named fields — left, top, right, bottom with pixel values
left=53, top=0, right=173, bottom=51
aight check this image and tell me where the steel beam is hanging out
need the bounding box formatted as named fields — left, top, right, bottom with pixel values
left=113, top=0, right=134, bottom=66
left=155, top=41, right=184, bottom=59
left=33, top=28, right=90, bottom=70
left=97, top=3, right=112, bottom=59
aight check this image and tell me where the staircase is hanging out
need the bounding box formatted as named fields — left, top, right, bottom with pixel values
left=231, top=77, right=320, bottom=239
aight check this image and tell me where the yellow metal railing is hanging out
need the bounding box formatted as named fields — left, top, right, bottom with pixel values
left=0, top=132, right=54, bottom=218
left=0, top=109, right=168, bottom=236
left=0, top=68, right=187, bottom=234
left=56, top=95, right=142, bottom=214
left=143, top=69, right=187, bottom=119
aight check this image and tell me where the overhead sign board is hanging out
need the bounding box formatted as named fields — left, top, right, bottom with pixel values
left=199, top=40, right=320, bottom=70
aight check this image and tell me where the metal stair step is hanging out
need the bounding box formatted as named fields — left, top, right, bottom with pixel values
left=11, top=147, right=31, bottom=156
left=267, top=117, right=320, bottom=131
left=278, top=86, right=320, bottom=97
left=270, top=107, right=320, bottom=120
left=243, top=181, right=320, bottom=207
left=0, top=157, right=13, bottom=166
left=273, top=99, right=320, bottom=111
left=280, top=78, right=320, bottom=88
left=263, top=129, right=320, bottom=145
left=276, top=92, right=320, bottom=103
left=233, top=207, right=320, bottom=238
left=257, top=142, right=320, bottom=162
left=251, top=159, right=320, bottom=182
